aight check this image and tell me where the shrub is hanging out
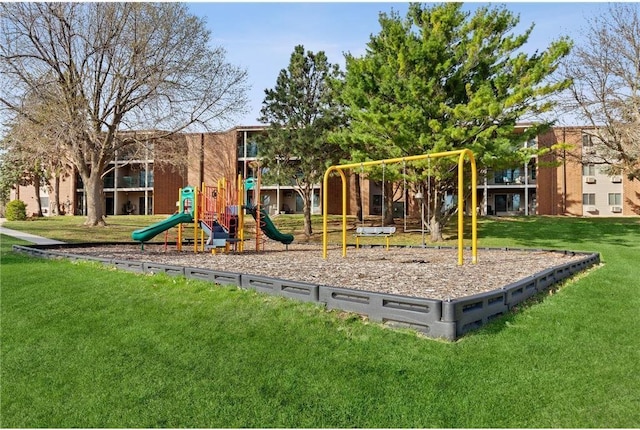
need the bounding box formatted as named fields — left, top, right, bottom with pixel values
left=5, top=199, right=27, bottom=221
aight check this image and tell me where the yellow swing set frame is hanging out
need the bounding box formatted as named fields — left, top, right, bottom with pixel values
left=322, top=149, right=478, bottom=265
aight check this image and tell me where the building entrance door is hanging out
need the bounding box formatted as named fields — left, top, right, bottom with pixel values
left=139, top=196, right=152, bottom=215
left=105, top=197, right=114, bottom=215
left=495, top=193, right=521, bottom=213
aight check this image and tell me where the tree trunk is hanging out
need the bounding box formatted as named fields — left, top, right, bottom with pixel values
left=49, top=174, right=60, bottom=215
left=383, top=181, right=395, bottom=225
left=83, top=171, right=107, bottom=226
left=429, top=186, right=444, bottom=242
left=429, top=214, right=443, bottom=242
left=354, top=173, right=363, bottom=222
left=301, top=185, right=312, bottom=237
left=33, top=175, right=43, bottom=217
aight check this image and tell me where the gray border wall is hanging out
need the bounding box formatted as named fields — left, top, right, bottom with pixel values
left=12, top=244, right=600, bottom=341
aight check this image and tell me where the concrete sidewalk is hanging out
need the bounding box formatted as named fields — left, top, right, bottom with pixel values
left=0, top=218, right=66, bottom=245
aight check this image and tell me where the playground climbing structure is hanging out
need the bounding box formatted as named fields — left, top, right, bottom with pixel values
left=132, top=173, right=294, bottom=253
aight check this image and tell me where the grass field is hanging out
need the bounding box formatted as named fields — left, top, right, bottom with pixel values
left=1, top=215, right=639, bottom=427
left=0, top=213, right=471, bottom=246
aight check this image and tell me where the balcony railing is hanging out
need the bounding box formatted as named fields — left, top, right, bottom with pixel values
left=100, top=175, right=154, bottom=189
left=116, top=175, right=154, bottom=188
left=492, top=175, right=536, bottom=185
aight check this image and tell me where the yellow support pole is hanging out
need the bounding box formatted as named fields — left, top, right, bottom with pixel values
left=457, top=152, right=465, bottom=266
left=238, top=173, right=244, bottom=252
left=322, top=169, right=331, bottom=259
left=177, top=187, right=183, bottom=252
left=341, top=170, right=347, bottom=257
left=203, top=181, right=209, bottom=253
left=322, top=167, right=347, bottom=259
left=255, top=166, right=262, bottom=252
left=193, top=186, right=198, bottom=254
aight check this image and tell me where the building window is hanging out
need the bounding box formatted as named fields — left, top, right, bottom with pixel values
left=608, top=193, right=622, bottom=206
left=237, top=132, right=259, bottom=158
left=582, top=164, right=596, bottom=176
left=582, top=133, right=593, bottom=147
left=139, top=169, right=154, bottom=187
left=246, top=139, right=258, bottom=158
left=529, top=159, right=536, bottom=180
left=582, top=193, right=596, bottom=205
left=495, top=193, right=521, bottom=212
left=237, top=138, right=245, bottom=158
left=495, top=169, right=521, bottom=184
left=103, top=172, right=115, bottom=188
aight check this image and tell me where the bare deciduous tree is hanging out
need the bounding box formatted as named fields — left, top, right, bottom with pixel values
left=1, top=3, right=248, bottom=225
left=2, top=83, right=74, bottom=216
left=562, top=3, right=640, bottom=180
left=0, top=130, right=47, bottom=216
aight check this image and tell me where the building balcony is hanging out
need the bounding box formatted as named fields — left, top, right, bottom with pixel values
left=486, top=175, right=536, bottom=186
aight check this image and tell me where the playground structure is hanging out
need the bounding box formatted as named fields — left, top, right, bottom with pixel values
left=322, top=149, right=478, bottom=265
left=132, top=173, right=293, bottom=252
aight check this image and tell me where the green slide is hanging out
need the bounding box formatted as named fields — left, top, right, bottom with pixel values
left=132, top=212, right=193, bottom=242
left=245, top=206, right=294, bottom=245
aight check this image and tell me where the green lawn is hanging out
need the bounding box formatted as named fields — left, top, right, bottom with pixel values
left=1, top=216, right=639, bottom=427
left=2, top=215, right=169, bottom=243
left=0, top=213, right=472, bottom=245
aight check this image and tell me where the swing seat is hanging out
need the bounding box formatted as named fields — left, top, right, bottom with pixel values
left=354, top=226, right=396, bottom=250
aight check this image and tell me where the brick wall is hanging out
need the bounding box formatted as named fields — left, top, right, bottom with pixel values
left=325, top=174, right=349, bottom=215
left=536, top=127, right=584, bottom=215
left=153, top=163, right=186, bottom=214
left=623, top=176, right=640, bottom=215
left=536, top=130, right=560, bottom=215
left=184, top=132, right=237, bottom=189
left=203, top=132, right=237, bottom=185
left=10, top=175, right=77, bottom=217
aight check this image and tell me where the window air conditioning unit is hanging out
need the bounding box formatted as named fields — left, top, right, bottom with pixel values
left=611, top=176, right=622, bottom=183
left=585, top=176, right=597, bottom=184
left=610, top=206, right=622, bottom=213
left=586, top=206, right=597, bottom=213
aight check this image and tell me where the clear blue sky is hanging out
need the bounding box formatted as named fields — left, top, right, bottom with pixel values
left=187, top=2, right=609, bottom=126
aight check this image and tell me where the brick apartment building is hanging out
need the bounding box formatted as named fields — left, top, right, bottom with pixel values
left=9, top=125, right=640, bottom=219
left=534, top=126, right=640, bottom=217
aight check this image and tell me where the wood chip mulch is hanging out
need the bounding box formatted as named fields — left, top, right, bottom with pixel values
left=57, top=241, right=589, bottom=301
